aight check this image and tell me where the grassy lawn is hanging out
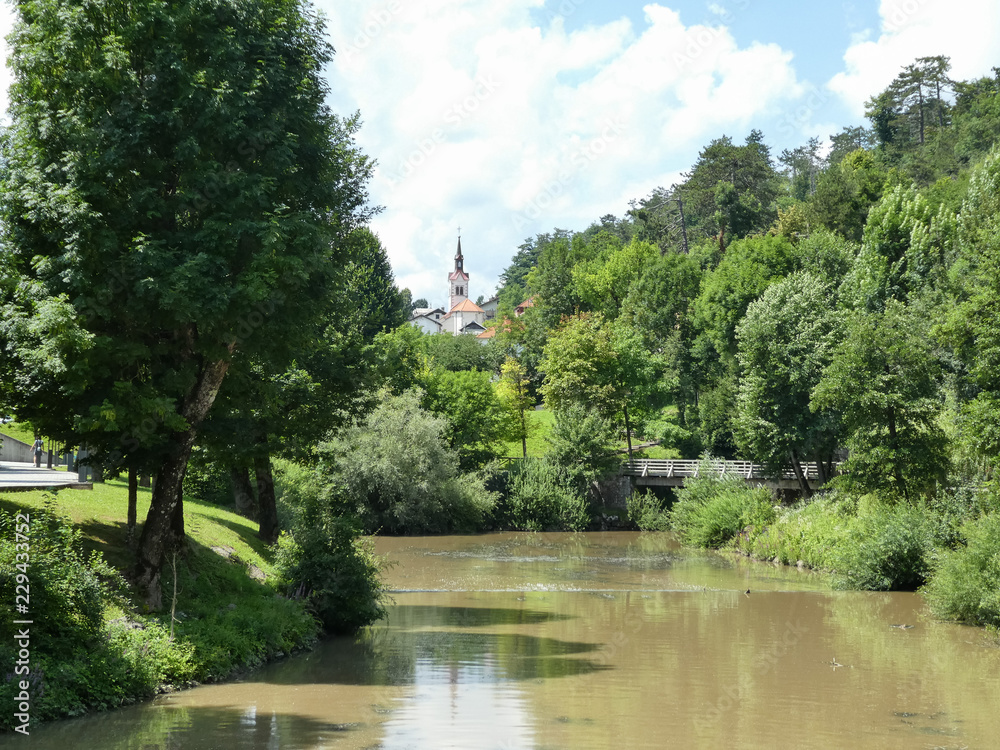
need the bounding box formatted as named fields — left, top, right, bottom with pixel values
left=500, top=406, right=683, bottom=460
left=501, top=407, right=556, bottom=458
left=0, top=479, right=275, bottom=575
left=0, top=420, right=36, bottom=445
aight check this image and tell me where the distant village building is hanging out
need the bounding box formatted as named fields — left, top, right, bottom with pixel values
left=409, top=235, right=490, bottom=338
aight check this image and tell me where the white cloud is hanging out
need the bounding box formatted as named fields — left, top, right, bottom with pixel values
left=0, top=0, right=807, bottom=306
left=828, top=0, right=1000, bottom=117
left=320, top=0, right=804, bottom=304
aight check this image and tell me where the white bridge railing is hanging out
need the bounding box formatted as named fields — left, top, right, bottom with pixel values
left=622, top=459, right=824, bottom=481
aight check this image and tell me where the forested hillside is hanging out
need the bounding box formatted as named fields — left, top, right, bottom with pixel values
left=492, top=57, right=1000, bottom=500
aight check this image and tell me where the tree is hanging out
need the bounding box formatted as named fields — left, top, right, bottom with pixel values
left=421, top=369, right=509, bottom=470
left=812, top=148, right=892, bottom=242
left=0, top=0, right=374, bottom=607
left=941, top=146, right=1000, bottom=466
left=812, top=303, right=949, bottom=499
left=320, top=390, right=495, bottom=534
left=572, top=238, right=658, bottom=320
left=496, top=357, right=535, bottom=458
left=539, top=312, right=662, bottom=457
left=778, top=137, right=825, bottom=200
left=734, top=272, right=842, bottom=492
left=693, top=234, right=798, bottom=359
left=679, top=130, right=781, bottom=248
left=620, top=251, right=702, bottom=429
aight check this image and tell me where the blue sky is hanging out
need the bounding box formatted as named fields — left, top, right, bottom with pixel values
left=3, top=1, right=999, bottom=307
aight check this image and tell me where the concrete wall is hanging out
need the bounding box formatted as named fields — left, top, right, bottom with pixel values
left=0, top=433, right=63, bottom=466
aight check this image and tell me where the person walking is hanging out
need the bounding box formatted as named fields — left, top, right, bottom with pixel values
left=32, top=437, right=43, bottom=467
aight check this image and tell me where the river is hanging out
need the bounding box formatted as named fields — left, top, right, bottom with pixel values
left=9, top=532, right=1000, bottom=749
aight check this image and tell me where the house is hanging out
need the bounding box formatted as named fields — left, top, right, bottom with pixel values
left=480, top=295, right=499, bottom=320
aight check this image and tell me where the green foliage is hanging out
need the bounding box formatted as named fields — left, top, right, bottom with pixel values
left=321, top=390, right=496, bottom=534
left=496, top=357, right=535, bottom=458
left=923, top=512, right=1000, bottom=626
left=422, top=368, right=509, bottom=469
left=734, top=272, right=841, bottom=474
left=626, top=490, right=671, bottom=532
left=500, top=458, right=590, bottom=532
left=829, top=500, right=934, bottom=591
left=669, top=459, right=776, bottom=548
left=424, top=333, right=495, bottom=373
left=694, top=234, right=798, bottom=358
left=273, top=517, right=386, bottom=635
left=540, top=312, right=664, bottom=443
left=735, top=496, right=848, bottom=569
left=572, top=238, right=658, bottom=319
left=813, top=303, right=949, bottom=498
left=680, top=130, right=781, bottom=243
left=545, top=404, right=621, bottom=493
left=0, top=506, right=195, bottom=727
left=811, top=148, right=891, bottom=241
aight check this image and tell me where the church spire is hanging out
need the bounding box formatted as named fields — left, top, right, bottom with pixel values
left=455, top=232, right=463, bottom=272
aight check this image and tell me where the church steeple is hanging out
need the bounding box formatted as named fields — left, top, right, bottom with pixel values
left=447, top=230, right=470, bottom=311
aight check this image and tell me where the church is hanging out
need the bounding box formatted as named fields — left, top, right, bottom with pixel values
left=408, top=235, right=497, bottom=339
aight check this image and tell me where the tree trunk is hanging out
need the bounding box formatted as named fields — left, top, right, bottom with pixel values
left=133, top=357, right=232, bottom=610
left=139, top=473, right=151, bottom=488
left=255, top=440, right=278, bottom=544
left=789, top=450, right=812, bottom=499
left=623, top=402, right=634, bottom=461
left=170, top=482, right=185, bottom=549
left=520, top=406, right=528, bottom=459
left=94, top=462, right=105, bottom=483
left=127, top=467, right=138, bottom=548
left=231, top=465, right=257, bottom=519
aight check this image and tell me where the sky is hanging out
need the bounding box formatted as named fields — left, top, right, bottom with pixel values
left=2, top=1, right=1000, bottom=309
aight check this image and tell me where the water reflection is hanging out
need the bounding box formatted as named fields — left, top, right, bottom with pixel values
left=10, top=532, right=1000, bottom=750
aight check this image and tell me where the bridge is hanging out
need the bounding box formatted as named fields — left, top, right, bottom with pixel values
left=622, top=458, right=829, bottom=491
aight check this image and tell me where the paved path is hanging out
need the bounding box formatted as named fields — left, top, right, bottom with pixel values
left=0, top=461, right=92, bottom=491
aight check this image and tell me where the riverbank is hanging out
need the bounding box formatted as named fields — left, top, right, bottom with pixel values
left=650, top=468, right=1000, bottom=629
left=0, top=481, right=320, bottom=730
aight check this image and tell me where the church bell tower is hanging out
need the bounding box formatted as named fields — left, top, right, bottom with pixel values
left=448, top=233, right=470, bottom=311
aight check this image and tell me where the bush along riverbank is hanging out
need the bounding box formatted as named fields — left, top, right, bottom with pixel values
left=0, top=479, right=386, bottom=730
left=628, top=460, right=1000, bottom=629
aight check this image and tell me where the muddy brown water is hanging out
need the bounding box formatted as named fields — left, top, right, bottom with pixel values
left=9, top=532, right=1000, bottom=749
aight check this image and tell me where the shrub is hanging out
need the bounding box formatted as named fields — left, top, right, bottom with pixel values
left=923, top=513, right=1000, bottom=626
left=321, top=389, right=496, bottom=534
left=0, top=506, right=194, bottom=728
left=273, top=512, right=387, bottom=634
left=626, top=490, right=671, bottom=531
left=669, top=458, right=776, bottom=548
left=736, top=496, right=847, bottom=568
left=830, top=499, right=934, bottom=591
left=501, top=458, right=590, bottom=531
left=546, top=405, right=621, bottom=493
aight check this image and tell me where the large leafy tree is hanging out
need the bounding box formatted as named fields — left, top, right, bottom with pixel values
left=813, top=303, right=949, bottom=499
left=679, top=130, right=780, bottom=248
left=0, top=0, right=374, bottom=607
left=734, top=272, right=842, bottom=492
left=539, top=312, right=662, bottom=456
